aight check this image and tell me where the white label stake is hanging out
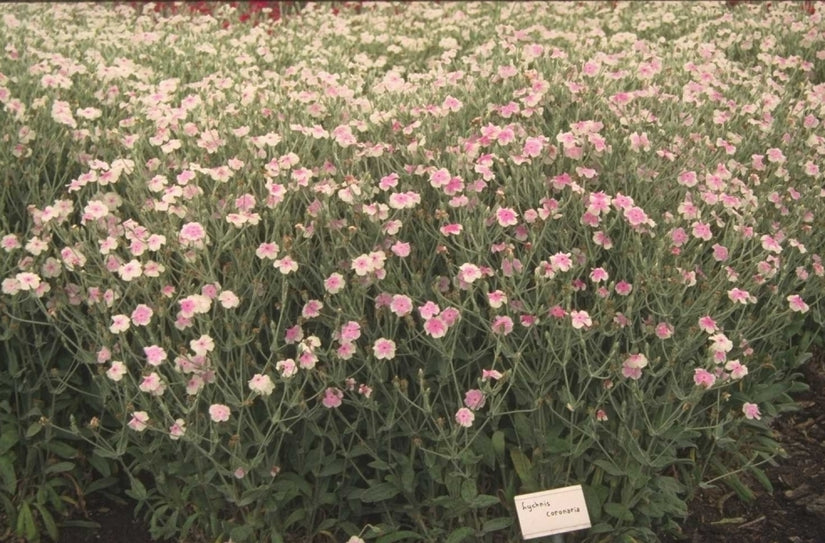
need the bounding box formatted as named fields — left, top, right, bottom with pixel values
left=514, top=485, right=592, bottom=539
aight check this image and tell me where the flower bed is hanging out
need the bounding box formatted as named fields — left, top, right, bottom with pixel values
left=1, top=2, right=824, bottom=542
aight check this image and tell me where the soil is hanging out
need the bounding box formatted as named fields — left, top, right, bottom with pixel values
left=57, top=353, right=825, bottom=543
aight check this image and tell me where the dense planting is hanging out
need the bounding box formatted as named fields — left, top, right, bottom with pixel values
left=1, top=2, right=824, bottom=542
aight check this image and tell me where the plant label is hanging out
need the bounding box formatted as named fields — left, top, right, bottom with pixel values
left=514, top=484, right=591, bottom=539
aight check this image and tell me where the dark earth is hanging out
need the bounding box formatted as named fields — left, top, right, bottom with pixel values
left=56, top=353, right=825, bottom=543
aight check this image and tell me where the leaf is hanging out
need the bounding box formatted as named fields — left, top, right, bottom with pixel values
left=359, top=482, right=400, bottom=503
left=376, top=530, right=425, bottom=543
left=0, top=455, right=17, bottom=493
left=44, top=461, right=75, bottom=475
left=604, top=502, right=634, bottom=522
left=592, top=458, right=625, bottom=478
left=481, top=516, right=513, bottom=533
left=33, top=501, right=58, bottom=541
left=45, top=441, right=77, bottom=459
left=491, top=430, right=506, bottom=461
left=0, top=430, right=18, bottom=455
left=469, top=494, right=500, bottom=509
left=445, top=526, right=475, bottom=543
left=509, top=448, right=536, bottom=490
left=126, top=477, right=147, bottom=501
left=460, top=479, right=477, bottom=502
left=230, top=524, right=254, bottom=542
left=25, top=422, right=43, bottom=439
left=16, top=501, right=37, bottom=540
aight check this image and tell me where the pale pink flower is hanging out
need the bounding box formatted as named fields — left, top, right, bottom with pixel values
left=109, top=314, right=130, bottom=334
left=429, top=168, right=451, bottom=188
left=118, top=260, right=142, bottom=281
left=218, top=290, right=240, bottom=308
left=139, top=372, right=165, bottom=396
left=698, top=315, right=718, bottom=334
left=14, top=272, right=41, bottom=291
left=190, top=334, right=215, bottom=356
left=589, top=267, right=609, bottom=283
left=276, top=358, right=297, bottom=378
left=728, top=288, right=755, bottom=304
left=711, top=244, right=729, bottom=262
left=391, top=241, right=411, bottom=257
left=373, top=338, right=396, bottom=360
left=691, top=221, right=713, bottom=241
left=615, top=281, right=633, bottom=296
left=787, top=294, right=809, bottom=313
left=255, top=242, right=280, bottom=260
left=322, top=387, right=343, bottom=408
left=440, top=223, right=463, bottom=236
left=169, top=419, right=186, bottom=440
left=424, top=316, right=448, bottom=338
left=549, top=252, right=573, bottom=272
left=487, top=290, right=507, bottom=309
left=725, top=360, right=748, bottom=380
left=495, top=207, right=519, bottom=227
left=248, top=374, right=275, bottom=396
left=464, top=389, right=486, bottom=411
left=208, top=404, right=231, bottom=422
left=419, top=301, right=441, bottom=320
left=458, top=263, right=482, bottom=284
left=390, top=295, right=413, bottom=317
left=144, top=345, right=167, bottom=366
left=482, top=369, right=503, bottom=381
left=624, top=206, right=649, bottom=227
left=178, top=222, right=206, bottom=245
left=340, top=321, right=361, bottom=342
left=455, top=407, right=475, bottom=428
left=596, top=409, right=608, bottom=421
left=273, top=255, right=298, bottom=274
left=301, top=299, right=324, bottom=319
left=760, top=235, right=782, bottom=254
left=570, top=310, right=592, bottom=330
left=694, top=368, right=716, bottom=388
left=1, top=234, right=21, bottom=252
left=742, top=402, right=761, bottom=420
left=324, top=272, right=345, bottom=294
left=131, top=304, right=153, bottom=326
left=441, top=307, right=460, bottom=326
left=337, top=341, right=356, bottom=360
left=491, top=315, right=514, bottom=335
left=107, top=361, right=127, bottom=381
left=128, top=411, right=149, bottom=432
left=655, top=322, right=673, bottom=339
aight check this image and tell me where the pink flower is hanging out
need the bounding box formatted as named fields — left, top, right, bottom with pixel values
left=107, top=361, right=127, bottom=381
left=131, top=304, right=153, bottom=326
left=589, top=267, right=609, bottom=283
left=787, top=294, right=809, bottom=313
left=615, top=281, right=633, bottom=296
left=624, top=206, right=649, bottom=227
left=454, top=407, right=475, bottom=428
left=742, top=402, right=761, bottom=420
left=109, top=314, right=130, bottom=334
left=424, top=316, right=448, bottom=338
left=482, top=369, right=503, bottom=381
left=691, top=221, right=712, bottom=241
left=458, top=263, right=482, bottom=284
left=255, top=242, right=280, bottom=260
left=464, top=389, right=486, bottom=411
left=118, top=259, right=142, bottom=281
left=276, top=358, right=297, bottom=378
left=144, top=345, right=167, bottom=366
left=274, top=255, right=299, bottom=274
left=322, top=387, right=343, bottom=408
left=725, top=360, right=748, bottom=380
left=491, top=315, right=514, bottom=335
left=418, top=301, right=441, bottom=320
left=487, top=290, right=507, bottom=309
left=218, top=290, right=240, bottom=308
left=128, top=411, right=149, bottom=432
left=655, top=322, right=673, bottom=339
left=596, top=409, right=608, bottom=421
left=440, top=223, right=463, bottom=236
left=391, top=241, right=411, bottom=257
left=324, top=272, right=345, bottom=294
left=139, top=372, right=165, bottom=396
left=693, top=368, right=716, bottom=389
left=495, top=207, right=519, bottom=227
left=248, top=374, right=275, bottom=396
left=570, top=310, right=592, bottom=330
left=169, top=419, right=186, bottom=440
left=441, top=307, right=460, bottom=326
left=208, top=404, right=231, bottom=422
left=373, top=338, right=396, bottom=360
left=340, top=321, right=361, bottom=342
left=390, top=295, right=413, bottom=317
left=728, top=288, right=755, bottom=304
left=179, top=222, right=206, bottom=245
left=190, top=334, right=215, bottom=356
left=301, top=299, right=324, bottom=319
left=698, top=315, right=718, bottom=334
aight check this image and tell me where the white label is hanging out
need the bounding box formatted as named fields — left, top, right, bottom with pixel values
left=514, top=485, right=592, bottom=539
